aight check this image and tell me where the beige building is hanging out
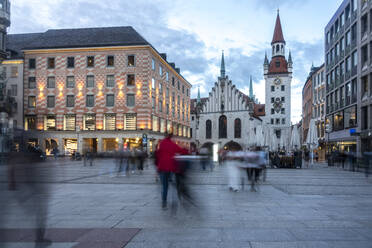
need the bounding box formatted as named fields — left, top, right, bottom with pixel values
left=12, top=27, right=191, bottom=155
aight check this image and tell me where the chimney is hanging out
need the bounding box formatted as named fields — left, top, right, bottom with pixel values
left=175, top=68, right=180, bottom=74
left=169, top=62, right=175, bottom=69
left=160, top=53, right=167, bottom=61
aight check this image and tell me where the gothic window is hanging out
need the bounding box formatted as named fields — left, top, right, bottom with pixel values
left=234, top=118, right=241, bottom=138
left=206, top=120, right=212, bottom=139
left=276, top=45, right=279, bottom=52
left=219, top=115, right=227, bottom=139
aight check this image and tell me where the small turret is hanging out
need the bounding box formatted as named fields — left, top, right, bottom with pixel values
left=264, top=51, right=269, bottom=74
left=288, top=50, right=293, bottom=73
left=220, top=50, right=225, bottom=78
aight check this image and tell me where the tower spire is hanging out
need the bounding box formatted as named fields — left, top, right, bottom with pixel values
left=220, top=50, right=225, bottom=77
left=264, top=51, right=269, bottom=65
left=271, top=10, right=285, bottom=45
left=249, top=76, right=254, bottom=99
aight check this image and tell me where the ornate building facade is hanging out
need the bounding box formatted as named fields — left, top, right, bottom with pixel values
left=190, top=52, right=262, bottom=151
left=264, top=11, right=293, bottom=150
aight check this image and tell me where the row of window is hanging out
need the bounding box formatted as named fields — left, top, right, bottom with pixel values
left=271, top=85, right=285, bottom=92
left=28, top=55, right=135, bottom=70
left=270, top=118, right=287, bottom=125
left=27, top=74, right=136, bottom=89
left=28, top=93, right=136, bottom=108
left=326, top=79, right=357, bottom=113
left=271, top=108, right=286, bottom=115
left=271, top=97, right=286, bottom=103
left=151, top=116, right=190, bottom=138
left=326, top=0, right=357, bottom=45
left=25, top=113, right=137, bottom=131
left=326, top=105, right=357, bottom=132
left=205, top=116, right=241, bottom=140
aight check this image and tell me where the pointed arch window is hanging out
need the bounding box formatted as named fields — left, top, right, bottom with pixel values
left=206, top=120, right=212, bottom=139
left=276, top=44, right=280, bottom=52
left=234, top=118, right=241, bottom=138
left=219, top=115, right=227, bottom=139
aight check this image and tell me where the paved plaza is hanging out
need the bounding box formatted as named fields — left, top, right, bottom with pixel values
left=1, top=158, right=372, bottom=247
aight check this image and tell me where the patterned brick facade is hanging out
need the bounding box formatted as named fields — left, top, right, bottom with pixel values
left=23, top=46, right=191, bottom=153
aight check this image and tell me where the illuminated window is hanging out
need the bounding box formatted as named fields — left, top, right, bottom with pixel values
left=45, top=115, right=56, bottom=131
left=127, top=74, right=135, bottom=86
left=124, top=113, right=136, bottom=130
left=25, top=115, right=36, bottom=130
left=84, top=114, right=96, bottom=130
left=107, top=55, right=114, bottom=67
left=47, top=58, right=55, bottom=69
left=104, top=114, right=116, bottom=130
left=87, top=56, right=94, bottom=67
left=152, top=115, right=159, bottom=132
left=64, top=115, right=76, bottom=131
left=127, top=55, right=135, bottom=67
left=28, top=96, right=36, bottom=108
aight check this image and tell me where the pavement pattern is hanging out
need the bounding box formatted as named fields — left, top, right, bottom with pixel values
left=1, top=158, right=372, bottom=248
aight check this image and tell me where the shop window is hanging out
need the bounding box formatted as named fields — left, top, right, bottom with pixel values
left=361, top=107, right=368, bottom=130
left=160, top=118, right=166, bottom=133
left=333, top=111, right=344, bottom=131
left=45, top=115, right=56, bottom=131
left=124, top=113, right=136, bottom=130
left=84, top=114, right=96, bottom=131
left=64, top=115, right=76, bottom=131
left=25, top=115, right=36, bottom=130
left=104, top=114, right=116, bottom=130
left=344, top=106, right=357, bottom=129
left=152, top=116, right=159, bottom=132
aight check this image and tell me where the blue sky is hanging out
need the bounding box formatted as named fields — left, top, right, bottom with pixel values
left=10, top=0, right=344, bottom=123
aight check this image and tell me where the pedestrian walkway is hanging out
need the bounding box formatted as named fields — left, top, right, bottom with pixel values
left=1, top=159, right=372, bottom=247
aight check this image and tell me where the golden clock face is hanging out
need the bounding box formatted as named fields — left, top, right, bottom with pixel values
left=274, top=77, right=281, bottom=85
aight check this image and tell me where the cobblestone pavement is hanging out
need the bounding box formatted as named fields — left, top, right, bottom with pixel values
left=1, top=158, right=372, bottom=247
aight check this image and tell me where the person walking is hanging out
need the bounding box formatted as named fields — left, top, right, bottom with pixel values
left=155, top=133, right=188, bottom=209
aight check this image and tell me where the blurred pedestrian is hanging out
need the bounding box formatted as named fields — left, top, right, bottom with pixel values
left=155, top=133, right=188, bottom=209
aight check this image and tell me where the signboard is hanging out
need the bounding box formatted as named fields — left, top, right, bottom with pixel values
left=350, top=128, right=360, bottom=136
left=142, top=134, right=148, bottom=144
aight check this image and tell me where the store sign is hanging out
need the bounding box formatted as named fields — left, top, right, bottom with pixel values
left=350, top=128, right=360, bottom=136
left=142, top=134, right=148, bottom=144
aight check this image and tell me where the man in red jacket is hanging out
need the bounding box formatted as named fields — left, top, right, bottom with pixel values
left=155, top=133, right=188, bottom=209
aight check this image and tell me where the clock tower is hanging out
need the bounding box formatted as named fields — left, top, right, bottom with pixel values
left=264, top=10, right=292, bottom=149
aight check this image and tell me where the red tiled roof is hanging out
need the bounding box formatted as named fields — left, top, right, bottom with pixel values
left=271, top=13, right=285, bottom=45
left=268, top=56, right=288, bottom=74
left=254, top=104, right=265, bottom=116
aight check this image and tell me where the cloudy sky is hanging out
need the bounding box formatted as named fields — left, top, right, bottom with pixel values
left=10, top=0, right=343, bottom=123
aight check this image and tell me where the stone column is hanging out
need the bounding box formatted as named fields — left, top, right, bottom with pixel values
left=97, top=137, right=103, bottom=153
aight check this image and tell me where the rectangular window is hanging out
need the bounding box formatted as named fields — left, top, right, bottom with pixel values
left=166, top=88, right=169, bottom=98
left=281, top=108, right=285, bottom=114
left=67, top=57, right=75, bottom=68
left=106, top=75, right=115, bottom=87
left=282, top=118, right=285, bottom=124
left=351, top=24, right=357, bottom=41
left=172, top=77, right=175, bottom=86
left=45, top=115, right=56, bottom=131
left=159, top=66, right=163, bottom=76
left=281, top=97, right=285, bottom=102
left=271, top=97, right=274, bottom=103
left=86, top=75, right=94, bottom=88
left=47, top=95, right=55, bottom=108
left=87, top=56, right=94, bottom=67
left=271, top=86, right=275, bottom=92
left=127, top=74, right=135, bottom=86
left=66, top=76, right=75, bottom=88
left=64, top=115, right=76, bottom=131
left=106, top=94, right=114, bottom=107
left=86, top=94, right=94, bottom=107
left=333, top=111, right=344, bottom=131
left=271, top=119, right=274, bottom=124
left=28, top=96, right=36, bottom=108
left=47, top=58, right=55, bottom=69
left=25, top=116, right=36, bottom=130
left=28, top=77, right=36, bottom=89
left=346, top=56, right=351, bottom=72
left=276, top=118, right=280, bottom=124
left=104, top=114, right=116, bottom=130
left=166, top=104, right=169, bottom=114
left=29, top=58, right=36, bottom=69
left=182, top=85, right=185, bottom=94
left=10, top=85, right=17, bottom=96
left=166, top=72, right=169, bottom=81
left=159, top=101, right=163, bottom=112
left=340, top=12, right=344, bottom=26
left=126, top=94, right=135, bottom=107
left=152, top=116, right=159, bottom=132
left=281, top=85, right=285, bottom=91
left=152, top=78, right=156, bottom=89
left=159, top=83, right=163, bottom=95
left=47, top=76, right=55, bottom=88
left=152, top=58, right=155, bottom=70
left=346, top=31, right=351, bottom=46
left=66, top=95, right=75, bottom=107
left=177, top=81, right=180, bottom=90
left=127, top=55, right=135, bottom=67
left=152, top=96, right=156, bottom=110
left=107, top=55, right=114, bottom=67
left=124, top=113, right=136, bottom=130
left=186, top=89, right=189, bottom=97
left=10, top=66, right=18, bottom=78
left=271, top=109, right=274, bottom=114
left=84, top=114, right=96, bottom=131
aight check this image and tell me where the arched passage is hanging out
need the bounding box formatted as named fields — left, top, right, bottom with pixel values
left=223, top=141, right=242, bottom=151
